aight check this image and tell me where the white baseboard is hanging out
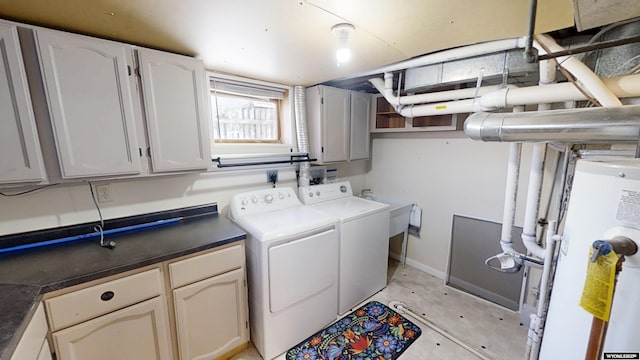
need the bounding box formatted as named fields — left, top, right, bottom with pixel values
left=389, top=251, right=446, bottom=280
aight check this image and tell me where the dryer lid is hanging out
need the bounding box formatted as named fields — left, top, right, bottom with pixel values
left=309, top=196, right=389, bottom=221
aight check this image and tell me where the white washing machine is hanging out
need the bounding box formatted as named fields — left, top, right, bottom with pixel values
left=299, top=181, right=390, bottom=314
left=229, top=187, right=339, bottom=360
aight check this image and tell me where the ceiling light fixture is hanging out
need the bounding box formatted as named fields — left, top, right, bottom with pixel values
left=331, top=23, right=355, bottom=67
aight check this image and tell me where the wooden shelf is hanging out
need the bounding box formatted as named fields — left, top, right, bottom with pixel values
left=372, top=95, right=463, bottom=133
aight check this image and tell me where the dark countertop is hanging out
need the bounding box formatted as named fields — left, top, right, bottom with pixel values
left=0, top=214, right=246, bottom=360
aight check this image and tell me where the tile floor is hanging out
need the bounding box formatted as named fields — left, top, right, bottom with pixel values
left=231, top=259, right=528, bottom=360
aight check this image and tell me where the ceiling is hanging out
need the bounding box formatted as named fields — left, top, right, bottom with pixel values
left=0, top=0, right=575, bottom=87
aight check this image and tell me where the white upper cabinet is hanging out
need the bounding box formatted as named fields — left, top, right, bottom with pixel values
left=136, top=48, right=211, bottom=172
left=34, top=29, right=142, bottom=179
left=349, top=91, right=371, bottom=161
left=306, top=85, right=350, bottom=163
left=0, top=22, right=46, bottom=185
left=306, top=85, right=371, bottom=163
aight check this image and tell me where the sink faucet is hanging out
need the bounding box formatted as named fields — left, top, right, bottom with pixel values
left=360, top=189, right=373, bottom=199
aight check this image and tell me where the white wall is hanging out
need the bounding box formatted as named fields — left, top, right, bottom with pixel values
left=364, top=131, right=538, bottom=278
left=1, top=127, right=557, bottom=290
left=0, top=167, right=298, bottom=237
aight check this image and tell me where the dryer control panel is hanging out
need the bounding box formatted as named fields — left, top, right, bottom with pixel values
left=229, top=187, right=300, bottom=217
left=299, top=181, right=353, bottom=205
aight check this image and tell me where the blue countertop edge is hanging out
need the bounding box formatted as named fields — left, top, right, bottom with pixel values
left=0, top=213, right=246, bottom=360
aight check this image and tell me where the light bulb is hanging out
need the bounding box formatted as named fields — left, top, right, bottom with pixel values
left=336, top=47, right=351, bottom=64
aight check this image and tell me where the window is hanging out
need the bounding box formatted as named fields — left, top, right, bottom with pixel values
left=209, top=75, right=290, bottom=144
left=210, top=92, right=279, bottom=142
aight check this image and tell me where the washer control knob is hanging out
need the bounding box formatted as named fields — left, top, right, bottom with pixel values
left=264, top=194, right=274, bottom=203
left=241, top=199, right=248, bottom=206
left=251, top=196, right=259, bottom=204
left=340, top=185, right=347, bottom=193
left=316, top=191, right=321, bottom=196
left=308, top=192, right=313, bottom=197
left=278, top=193, right=285, bottom=199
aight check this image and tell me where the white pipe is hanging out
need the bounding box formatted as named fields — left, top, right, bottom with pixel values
left=398, top=98, right=489, bottom=117
left=500, top=108, right=524, bottom=254
left=350, top=37, right=528, bottom=79
left=522, top=143, right=547, bottom=259
left=369, top=78, right=508, bottom=105
left=479, top=74, right=640, bottom=109
left=526, top=222, right=561, bottom=360
left=373, top=73, right=640, bottom=118
left=534, top=34, right=623, bottom=108
left=520, top=56, right=556, bottom=260
left=383, top=72, right=396, bottom=106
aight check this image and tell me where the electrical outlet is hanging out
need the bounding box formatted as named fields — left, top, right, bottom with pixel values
left=96, top=184, right=114, bottom=203
left=267, top=170, right=278, bottom=185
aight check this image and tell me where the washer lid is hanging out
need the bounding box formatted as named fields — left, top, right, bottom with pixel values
left=310, top=196, right=389, bottom=221
left=232, top=205, right=337, bottom=241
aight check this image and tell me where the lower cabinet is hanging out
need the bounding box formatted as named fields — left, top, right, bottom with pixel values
left=39, top=241, right=248, bottom=360
left=52, top=297, right=173, bottom=360
left=173, top=268, right=247, bottom=360
left=169, top=243, right=249, bottom=360
left=11, top=303, right=52, bottom=360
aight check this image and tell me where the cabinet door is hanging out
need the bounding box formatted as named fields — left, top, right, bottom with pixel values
left=52, top=297, right=172, bottom=360
left=0, top=23, right=46, bottom=184
left=36, top=340, right=52, bottom=360
left=321, top=86, right=350, bottom=162
left=173, top=268, right=248, bottom=360
left=349, top=91, right=371, bottom=161
left=35, top=30, right=141, bottom=178
left=137, top=48, right=211, bottom=172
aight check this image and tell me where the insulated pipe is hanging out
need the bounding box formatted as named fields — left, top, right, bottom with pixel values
left=293, top=86, right=311, bottom=187
left=350, top=37, right=528, bottom=79
left=534, top=34, right=623, bottom=107
left=464, top=105, right=640, bottom=143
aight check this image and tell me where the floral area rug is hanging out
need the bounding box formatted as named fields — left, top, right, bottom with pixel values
left=286, top=301, right=422, bottom=360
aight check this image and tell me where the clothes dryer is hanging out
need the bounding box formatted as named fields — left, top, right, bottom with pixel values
left=229, top=187, right=339, bottom=360
left=299, top=181, right=390, bottom=314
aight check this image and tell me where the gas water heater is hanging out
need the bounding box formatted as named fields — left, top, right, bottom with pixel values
left=539, top=159, right=640, bottom=359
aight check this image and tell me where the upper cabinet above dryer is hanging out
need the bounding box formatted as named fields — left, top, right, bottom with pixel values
left=0, top=21, right=46, bottom=185
left=306, top=85, right=371, bottom=164
left=136, top=48, right=212, bottom=173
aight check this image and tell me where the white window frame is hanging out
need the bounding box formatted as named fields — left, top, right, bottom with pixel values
left=208, top=72, right=297, bottom=158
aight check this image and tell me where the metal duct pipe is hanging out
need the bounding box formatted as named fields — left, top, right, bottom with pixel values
left=350, top=37, right=528, bottom=79
left=464, top=105, right=640, bottom=143
left=293, top=86, right=311, bottom=187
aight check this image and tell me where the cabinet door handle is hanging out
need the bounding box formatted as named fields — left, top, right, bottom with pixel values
left=100, top=291, right=115, bottom=301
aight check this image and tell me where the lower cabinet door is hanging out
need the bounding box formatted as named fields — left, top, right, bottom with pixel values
left=173, top=268, right=248, bottom=360
left=52, top=297, right=173, bottom=360
left=36, top=340, right=52, bottom=360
